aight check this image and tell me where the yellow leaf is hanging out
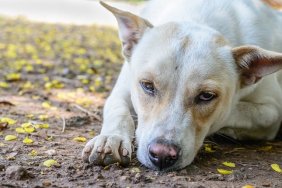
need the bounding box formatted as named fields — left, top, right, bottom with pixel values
left=23, top=137, right=33, bottom=144
left=0, top=81, right=9, bottom=88
left=22, top=81, right=34, bottom=90
left=89, top=131, right=95, bottom=137
left=42, top=102, right=51, bottom=109
left=38, top=115, right=48, bottom=121
left=222, top=162, right=236, bottom=168
left=15, top=127, right=26, bottom=134
left=217, top=168, right=233, bottom=175
left=271, top=164, right=282, bottom=173
left=26, top=114, right=35, bottom=119
left=21, top=122, right=32, bottom=128
left=5, top=73, right=21, bottom=81
left=28, top=149, right=38, bottom=156
left=24, top=127, right=35, bottom=133
left=242, top=185, right=255, bottom=188
left=259, top=146, right=272, bottom=151
left=0, top=117, right=17, bottom=125
left=204, top=144, right=215, bottom=153
left=0, top=142, right=5, bottom=147
left=34, top=123, right=49, bottom=129
left=5, top=135, right=17, bottom=141
left=46, top=136, right=53, bottom=141
left=73, top=136, right=87, bottom=142
left=43, top=159, right=58, bottom=167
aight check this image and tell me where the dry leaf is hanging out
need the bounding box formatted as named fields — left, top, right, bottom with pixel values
left=15, top=127, right=26, bottom=134
left=73, top=136, right=87, bottom=142
left=204, top=144, right=215, bottom=153
left=42, top=102, right=52, bottom=109
left=24, top=127, right=35, bottom=133
left=242, top=185, right=255, bottom=188
left=271, top=164, right=282, bottom=173
left=43, top=159, right=58, bottom=168
left=0, top=117, right=17, bottom=125
left=34, top=123, right=49, bottom=129
left=0, top=122, right=8, bottom=130
left=131, top=167, right=141, bottom=173
left=38, top=115, right=48, bottom=121
left=0, top=81, right=10, bottom=88
left=259, top=146, right=272, bottom=151
left=222, top=162, right=236, bottom=168
left=29, top=149, right=38, bottom=156
left=5, top=73, right=21, bottom=81
left=0, top=100, right=15, bottom=106
left=23, top=137, right=33, bottom=144
left=5, top=135, right=17, bottom=141
left=217, top=168, right=233, bottom=175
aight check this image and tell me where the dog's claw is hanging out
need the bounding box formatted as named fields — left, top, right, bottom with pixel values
left=122, top=148, right=128, bottom=156
left=82, top=135, right=132, bottom=166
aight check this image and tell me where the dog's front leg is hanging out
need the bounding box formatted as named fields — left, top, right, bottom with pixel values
left=222, top=101, right=281, bottom=140
left=82, top=63, right=135, bottom=166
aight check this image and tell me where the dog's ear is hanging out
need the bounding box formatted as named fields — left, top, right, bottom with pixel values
left=232, top=45, right=282, bottom=86
left=100, top=1, right=153, bottom=61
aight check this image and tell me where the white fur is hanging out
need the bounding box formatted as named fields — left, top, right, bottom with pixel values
left=83, top=0, right=282, bottom=170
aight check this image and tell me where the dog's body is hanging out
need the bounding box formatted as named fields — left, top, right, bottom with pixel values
left=83, top=0, right=282, bottom=171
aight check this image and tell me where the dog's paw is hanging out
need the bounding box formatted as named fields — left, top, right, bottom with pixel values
left=82, top=134, right=132, bottom=166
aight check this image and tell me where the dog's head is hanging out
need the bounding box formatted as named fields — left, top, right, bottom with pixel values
left=101, top=2, right=282, bottom=171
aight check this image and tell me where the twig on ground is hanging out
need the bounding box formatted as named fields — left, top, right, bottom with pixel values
left=72, top=104, right=102, bottom=121
left=61, top=116, right=66, bottom=133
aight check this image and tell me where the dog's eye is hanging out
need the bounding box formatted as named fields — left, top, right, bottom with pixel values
left=196, top=92, right=217, bottom=104
left=140, top=80, right=155, bottom=96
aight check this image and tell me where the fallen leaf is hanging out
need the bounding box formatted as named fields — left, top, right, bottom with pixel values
left=0, top=122, right=8, bottom=130
left=222, top=162, right=236, bottom=168
left=43, top=159, right=58, bottom=168
left=204, top=144, right=215, bottom=153
left=131, top=167, right=141, bottom=173
left=21, top=122, right=35, bottom=133
left=217, top=168, right=233, bottom=175
left=5, top=135, right=17, bottom=141
left=0, top=117, right=17, bottom=125
left=23, top=137, right=33, bottom=144
left=15, top=127, right=26, bottom=134
left=242, top=185, right=255, bottom=188
left=24, top=127, right=35, bottom=133
left=21, top=122, right=33, bottom=128
left=5, top=73, right=21, bottom=81
left=0, top=142, right=5, bottom=147
left=259, top=146, right=272, bottom=151
left=0, top=81, right=10, bottom=88
left=73, top=136, right=87, bottom=142
left=271, top=164, right=282, bottom=173
left=38, top=115, right=48, bottom=121
left=26, top=114, right=35, bottom=119
left=28, top=149, right=38, bottom=156
left=34, top=123, right=49, bottom=129
left=42, top=102, right=52, bottom=109
left=0, top=100, right=15, bottom=106
left=89, top=130, right=95, bottom=136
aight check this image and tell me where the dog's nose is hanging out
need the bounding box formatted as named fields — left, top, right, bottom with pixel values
left=148, top=140, right=180, bottom=170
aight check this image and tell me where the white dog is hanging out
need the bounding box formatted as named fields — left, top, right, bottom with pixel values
left=82, top=0, right=282, bottom=171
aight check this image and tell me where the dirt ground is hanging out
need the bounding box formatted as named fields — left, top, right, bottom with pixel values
left=0, top=17, right=282, bottom=188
